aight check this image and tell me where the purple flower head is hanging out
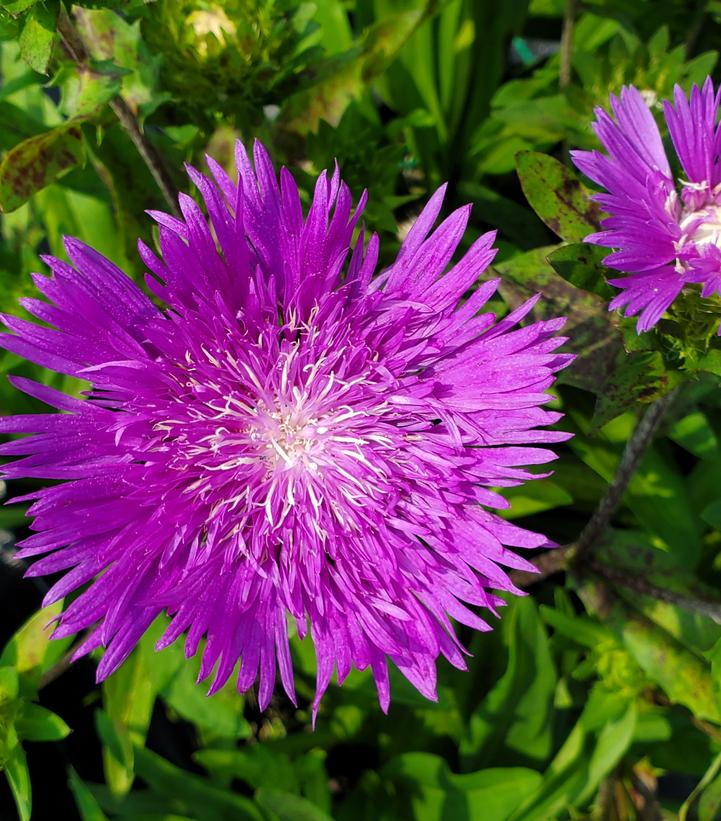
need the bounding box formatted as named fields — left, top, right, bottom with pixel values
left=0, top=141, right=571, bottom=715
left=572, top=78, right=721, bottom=333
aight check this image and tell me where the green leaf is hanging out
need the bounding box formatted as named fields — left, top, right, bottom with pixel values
left=101, top=621, right=171, bottom=796
left=195, top=747, right=298, bottom=793
left=494, top=246, right=622, bottom=394
left=16, top=703, right=70, bottom=741
left=669, top=410, right=720, bottom=460
left=580, top=581, right=720, bottom=722
left=546, top=242, right=614, bottom=298
left=54, top=61, right=123, bottom=117
left=460, top=598, right=556, bottom=770
left=501, top=478, right=573, bottom=519
left=680, top=750, right=721, bottom=821
left=516, top=151, right=603, bottom=243
left=0, top=601, right=71, bottom=692
left=1, top=0, right=39, bottom=16
left=702, top=499, right=721, bottom=531
left=133, top=746, right=265, bottom=821
left=255, top=789, right=333, bottom=821
left=68, top=767, right=110, bottom=821
left=508, top=686, right=636, bottom=821
left=591, top=350, right=680, bottom=429
left=161, top=649, right=250, bottom=741
left=5, top=744, right=32, bottom=821
left=18, top=0, right=58, bottom=74
left=381, top=754, right=542, bottom=821
left=0, top=121, right=86, bottom=212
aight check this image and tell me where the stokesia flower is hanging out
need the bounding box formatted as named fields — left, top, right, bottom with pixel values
left=571, top=78, right=721, bottom=333
left=0, top=142, right=571, bottom=715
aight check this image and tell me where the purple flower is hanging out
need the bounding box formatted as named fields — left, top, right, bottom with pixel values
left=572, top=78, right=721, bottom=333
left=0, top=142, right=570, bottom=714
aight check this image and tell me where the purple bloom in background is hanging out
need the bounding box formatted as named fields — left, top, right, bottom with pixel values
left=572, top=78, right=721, bottom=332
left=0, top=142, right=571, bottom=714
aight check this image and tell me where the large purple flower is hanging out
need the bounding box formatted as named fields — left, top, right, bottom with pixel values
left=0, top=142, right=570, bottom=714
left=572, top=78, right=721, bottom=332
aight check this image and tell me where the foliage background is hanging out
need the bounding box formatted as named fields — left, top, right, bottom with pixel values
left=2, top=0, right=721, bottom=819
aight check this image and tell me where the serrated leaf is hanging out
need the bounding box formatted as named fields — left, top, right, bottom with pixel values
left=0, top=122, right=85, bottom=212
left=516, top=151, right=603, bottom=242
left=18, top=0, right=58, bottom=74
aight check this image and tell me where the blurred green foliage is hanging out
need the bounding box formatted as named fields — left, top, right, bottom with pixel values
left=1, top=0, right=721, bottom=819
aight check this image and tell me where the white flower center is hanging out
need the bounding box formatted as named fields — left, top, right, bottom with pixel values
left=258, top=408, right=321, bottom=472
left=679, top=204, right=721, bottom=249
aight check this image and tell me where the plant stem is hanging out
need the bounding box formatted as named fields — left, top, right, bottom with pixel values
left=559, top=0, right=577, bottom=89
left=56, top=7, right=180, bottom=216
left=587, top=558, right=721, bottom=623
left=573, top=388, right=678, bottom=562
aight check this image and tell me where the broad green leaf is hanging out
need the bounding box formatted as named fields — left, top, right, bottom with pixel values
left=255, top=789, right=333, bottom=821
left=0, top=121, right=85, bottom=212
left=16, top=703, right=70, bottom=741
left=18, top=0, right=58, bottom=74
left=508, top=686, right=636, bottom=820
left=516, top=151, right=602, bottom=242
left=381, top=754, right=542, bottom=821
left=546, top=242, right=614, bottom=298
left=460, top=598, right=556, bottom=770
left=5, top=743, right=31, bottom=821
left=0, top=600, right=71, bottom=691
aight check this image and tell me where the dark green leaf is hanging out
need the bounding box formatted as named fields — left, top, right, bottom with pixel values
left=516, top=151, right=603, bottom=242
left=255, top=789, right=332, bottom=821
left=546, top=242, right=615, bottom=298
left=460, top=598, right=556, bottom=770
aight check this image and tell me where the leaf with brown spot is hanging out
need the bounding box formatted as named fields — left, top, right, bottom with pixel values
left=516, top=151, right=603, bottom=243
left=494, top=246, right=623, bottom=394
left=0, top=121, right=86, bottom=212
